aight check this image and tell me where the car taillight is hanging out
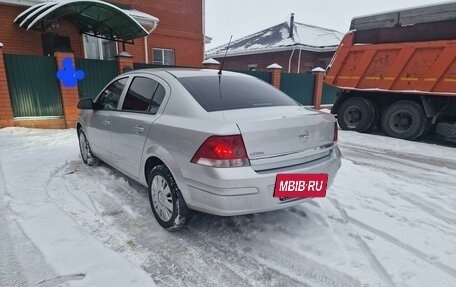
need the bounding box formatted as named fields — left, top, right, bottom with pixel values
left=191, top=135, right=250, bottom=167
left=334, top=122, right=338, bottom=142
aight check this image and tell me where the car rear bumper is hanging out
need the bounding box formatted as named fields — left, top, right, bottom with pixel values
left=182, top=146, right=342, bottom=216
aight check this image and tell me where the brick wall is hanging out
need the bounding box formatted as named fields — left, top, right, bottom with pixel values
left=212, top=50, right=335, bottom=73
left=114, top=0, right=204, bottom=66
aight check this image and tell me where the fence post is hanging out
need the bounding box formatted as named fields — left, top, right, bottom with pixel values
left=267, top=63, right=282, bottom=89
left=0, top=43, right=14, bottom=127
left=54, top=51, right=80, bottom=128
left=312, top=67, right=325, bottom=109
left=202, top=58, right=220, bottom=70
left=116, top=51, right=134, bottom=74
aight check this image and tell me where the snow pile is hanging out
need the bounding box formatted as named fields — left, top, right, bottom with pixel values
left=0, top=128, right=156, bottom=287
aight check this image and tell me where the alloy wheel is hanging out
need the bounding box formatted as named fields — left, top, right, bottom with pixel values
left=151, top=175, right=174, bottom=222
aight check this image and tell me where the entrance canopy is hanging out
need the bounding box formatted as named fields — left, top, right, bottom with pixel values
left=14, top=0, right=159, bottom=42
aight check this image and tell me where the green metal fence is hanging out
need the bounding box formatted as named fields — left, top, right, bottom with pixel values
left=133, top=63, right=197, bottom=70
left=75, top=58, right=117, bottom=99
left=322, top=84, right=340, bottom=105
left=134, top=63, right=162, bottom=69
left=231, top=70, right=272, bottom=83
left=280, top=73, right=315, bottom=105
left=4, top=54, right=63, bottom=117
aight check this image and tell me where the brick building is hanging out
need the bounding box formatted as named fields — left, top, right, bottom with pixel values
left=0, top=0, right=204, bottom=128
left=207, top=14, right=343, bottom=73
left=0, top=0, right=204, bottom=64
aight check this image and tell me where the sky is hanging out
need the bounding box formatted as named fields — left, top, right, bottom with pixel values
left=205, top=0, right=450, bottom=50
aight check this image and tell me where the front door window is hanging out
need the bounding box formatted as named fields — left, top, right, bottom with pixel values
left=97, top=78, right=128, bottom=110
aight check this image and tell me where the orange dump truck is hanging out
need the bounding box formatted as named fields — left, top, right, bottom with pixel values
left=326, top=3, right=456, bottom=142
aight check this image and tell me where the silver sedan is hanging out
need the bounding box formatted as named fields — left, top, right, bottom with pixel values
left=77, top=69, right=341, bottom=230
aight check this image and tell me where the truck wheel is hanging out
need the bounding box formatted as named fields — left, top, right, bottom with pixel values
left=436, top=122, right=456, bottom=143
left=337, top=97, right=376, bottom=132
left=381, top=101, right=426, bottom=140
left=420, top=118, right=433, bottom=138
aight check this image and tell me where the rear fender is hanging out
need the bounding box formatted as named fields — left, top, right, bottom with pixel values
left=141, top=145, right=188, bottom=200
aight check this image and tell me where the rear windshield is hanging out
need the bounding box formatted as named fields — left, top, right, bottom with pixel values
left=178, top=75, right=298, bottom=112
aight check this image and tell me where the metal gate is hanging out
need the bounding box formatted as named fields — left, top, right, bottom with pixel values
left=4, top=54, right=63, bottom=117
left=322, top=84, right=340, bottom=105
left=280, top=73, right=315, bottom=105
left=75, top=58, right=117, bottom=99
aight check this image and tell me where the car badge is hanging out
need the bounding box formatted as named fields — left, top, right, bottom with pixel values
left=298, top=129, right=310, bottom=143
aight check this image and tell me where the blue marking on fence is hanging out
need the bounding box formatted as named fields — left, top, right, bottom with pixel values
left=56, top=57, right=85, bottom=87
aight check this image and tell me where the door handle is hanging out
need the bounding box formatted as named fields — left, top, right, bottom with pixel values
left=103, top=120, right=111, bottom=127
left=133, top=126, right=145, bottom=133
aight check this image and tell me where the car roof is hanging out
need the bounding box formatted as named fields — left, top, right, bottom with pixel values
left=123, top=68, right=251, bottom=79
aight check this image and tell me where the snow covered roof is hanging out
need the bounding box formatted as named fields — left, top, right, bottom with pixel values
left=207, top=21, right=343, bottom=57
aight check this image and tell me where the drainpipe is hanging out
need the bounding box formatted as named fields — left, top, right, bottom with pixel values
left=144, top=21, right=159, bottom=64
left=288, top=47, right=296, bottom=73
left=297, top=47, right=302, bottom=73
left=202, top=0, right=206, bottom=58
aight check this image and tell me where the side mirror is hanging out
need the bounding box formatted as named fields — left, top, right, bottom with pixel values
left=77, top=98, right=94, bottom=110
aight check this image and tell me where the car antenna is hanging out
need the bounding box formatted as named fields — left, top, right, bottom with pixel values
left=218, top=35, right=233, bottom=76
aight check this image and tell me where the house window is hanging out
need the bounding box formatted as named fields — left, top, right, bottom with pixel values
left=153, top=48, right=175, bottom=66
left=248, top=64, right=258, bottom=71
left=83, top=34, right=117, bottom=60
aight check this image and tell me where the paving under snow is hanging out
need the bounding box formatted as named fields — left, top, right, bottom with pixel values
left=0, top=127, right=455, bottom=287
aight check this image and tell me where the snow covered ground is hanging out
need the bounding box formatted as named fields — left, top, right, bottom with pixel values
left=1, top=127, right=455, bottom=287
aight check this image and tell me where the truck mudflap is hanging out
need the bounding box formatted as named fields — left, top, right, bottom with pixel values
left=436, top=122, right=456, bottom=144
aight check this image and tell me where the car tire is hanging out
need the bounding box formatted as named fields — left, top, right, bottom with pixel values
left=337, top=97, right=376, bottom=132
left=78, top=129, right=98, bottom=166
left=148, top=165, right=189, bottom=231
left=381, top=101, right=426, bottom=140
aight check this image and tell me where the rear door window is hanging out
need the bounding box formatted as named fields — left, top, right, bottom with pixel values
left=177, top=75, right=298, bottom=112
left=122, top=77, right=166, bottom=114
left=122, top=77, right=158, bottom=112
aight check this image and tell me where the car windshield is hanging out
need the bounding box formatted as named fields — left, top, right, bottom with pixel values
left=177, top=75, right=298, bottom=112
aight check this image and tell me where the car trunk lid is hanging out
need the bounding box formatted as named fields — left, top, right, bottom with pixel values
left=221, top=106, right=335, bottom=171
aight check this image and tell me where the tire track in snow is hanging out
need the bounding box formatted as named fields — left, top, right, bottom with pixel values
left=184, top=226, right=313, bottom=287
left=57, top=163, right=359, bottom=287
left=380, top=183, right=456, bottom=228
left=338, top=142, right=456, bottom=172
left=99, top=185, right=308, bottom=286
left=186, top=215, right=360, bottom=287
left=340, top=146, right=456, bottom=185
left=341, top=147, right=456, bottom=228
left=351, top=234, right=396, bottom=287
left=318, top=199, right=395, bottom=287
left=329, top=198, right=456, bottom=280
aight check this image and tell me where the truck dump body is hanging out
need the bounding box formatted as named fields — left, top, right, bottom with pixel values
left=325, top=33, right=456, bottom=96
left=326, top=2, right=456, bottom=142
